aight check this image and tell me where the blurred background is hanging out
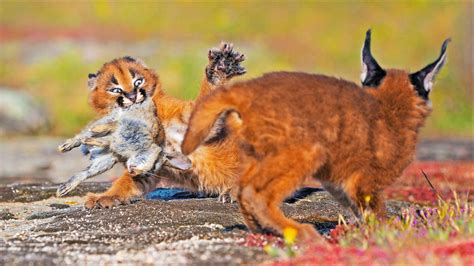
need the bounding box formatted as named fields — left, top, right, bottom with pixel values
left=0, top=1, right=472, bottom=184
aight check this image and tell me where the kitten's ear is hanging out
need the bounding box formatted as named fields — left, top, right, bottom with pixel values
left=88, top=73, right=97, bottom=90
left=166, top=152, right=192, bottom=170
left=361, top=29, right=386, bottom=87
left=409, top=38, right=450, bottom=100
left=122, top=56, right=148, bottom=68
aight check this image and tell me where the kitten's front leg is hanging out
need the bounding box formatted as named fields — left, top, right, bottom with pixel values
left=196, top=42, right=246, bottom=101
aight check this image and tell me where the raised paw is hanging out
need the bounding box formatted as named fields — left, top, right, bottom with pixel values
left=84, top=193, right=132, bottom=209
left=206, top=42, right=246, bottom=85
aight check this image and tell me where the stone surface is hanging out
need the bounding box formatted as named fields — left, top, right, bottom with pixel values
left=49, top=203, right=70, bottom=209
left=0, top=210, right=15, bottom=220
left=0, top=187, right=412, bottom=265
left=0, top=138, right=469, bottom=264
left=0, top=182, right=110, bottom=202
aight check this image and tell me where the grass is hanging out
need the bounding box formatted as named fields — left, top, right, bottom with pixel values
left=241, top=162, right=474, bottom=264
left=0, top=1, right=472, bottom=137
left=263, top=196, right=473, bottom=265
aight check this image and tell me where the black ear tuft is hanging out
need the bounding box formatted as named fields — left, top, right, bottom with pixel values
left=361, top=29, right=386, bottom=87
left=409, top=38, right=450, bottom=100
left=88, top=73, right=98, bottom=90
left=123, top=56, right=136, bottom=62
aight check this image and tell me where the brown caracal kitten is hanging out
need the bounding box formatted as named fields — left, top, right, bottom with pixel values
left=181, top=30, right=450, bottom=241
left=83, top=43, right=246, bottom=208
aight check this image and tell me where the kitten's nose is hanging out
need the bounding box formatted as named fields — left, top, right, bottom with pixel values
left=126, top=92, right=137, bottom=103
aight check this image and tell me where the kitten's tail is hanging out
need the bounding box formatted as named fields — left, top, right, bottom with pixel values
left=181, top=88, right=243, bottom=155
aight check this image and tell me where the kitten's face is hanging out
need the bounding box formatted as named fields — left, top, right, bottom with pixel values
left=88, top=56, right=160, bottom=114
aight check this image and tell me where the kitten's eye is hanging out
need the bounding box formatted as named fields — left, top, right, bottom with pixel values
left=109, top=88, right=123, bottom=94
left=134, top=78, right=144, bottom=88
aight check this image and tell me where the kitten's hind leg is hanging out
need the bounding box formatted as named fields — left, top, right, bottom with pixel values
left=56, top=154, right=117, bottom=197
left=127, top=144, right=162, bottom=175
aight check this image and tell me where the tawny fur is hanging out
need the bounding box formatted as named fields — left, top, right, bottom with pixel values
left=182, top=49, right=447, bottom=241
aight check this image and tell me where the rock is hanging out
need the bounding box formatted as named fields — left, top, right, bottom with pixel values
left=49, top=203, right=70, bottom=209
left=0, top=187, right=416, bottom=265
left=26, top=208, right=79, bottom=220
left=0, top=182, right=110, bottom=202
left=0, top=88, right=50, bottom=135
left=0, top=210, right=15, bottom=220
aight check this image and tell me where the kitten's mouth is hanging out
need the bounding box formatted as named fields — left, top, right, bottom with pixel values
left=117, top=89, right=147, bottom=107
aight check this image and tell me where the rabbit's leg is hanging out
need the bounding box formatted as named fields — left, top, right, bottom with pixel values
left=56, top=154, right=117, bottom=197
left=127, top=144, right=162, bottom=175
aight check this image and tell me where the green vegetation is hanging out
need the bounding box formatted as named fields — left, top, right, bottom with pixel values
left=265, top=196, right=474, bottom=264
left=0, top=1, right=471, bottom=136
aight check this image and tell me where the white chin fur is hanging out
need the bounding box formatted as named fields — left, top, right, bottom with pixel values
left=122, top=97, right=133, bottom=107
left=136, top=92, right=145, bottom=103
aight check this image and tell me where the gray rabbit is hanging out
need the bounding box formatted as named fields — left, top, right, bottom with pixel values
left=57, top=97, right=191, bottom=197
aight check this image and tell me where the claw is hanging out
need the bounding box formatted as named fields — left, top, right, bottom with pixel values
left=236, top=54, right=245, bottom=62
left=209, top=48, right=220, bottom=60
left=220, top=42, right=227, bottom=50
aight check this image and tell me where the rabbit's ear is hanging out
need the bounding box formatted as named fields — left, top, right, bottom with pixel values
left=167, top=152, right=192, bottom=170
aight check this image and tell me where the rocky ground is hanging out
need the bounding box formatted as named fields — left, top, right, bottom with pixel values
left=0, top=187, right=412, bottom=265
left=0, top=139, right=472, bottom=265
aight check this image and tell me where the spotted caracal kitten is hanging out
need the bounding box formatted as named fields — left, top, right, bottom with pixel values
left=84, top=43, right=246, bottom=208
left=181, top=30, right=450, bottom=241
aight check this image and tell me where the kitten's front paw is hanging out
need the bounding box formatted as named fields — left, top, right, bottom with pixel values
left=84, top=193, right=132, bottom=209
left=206, top=42, right=246, bottom=85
